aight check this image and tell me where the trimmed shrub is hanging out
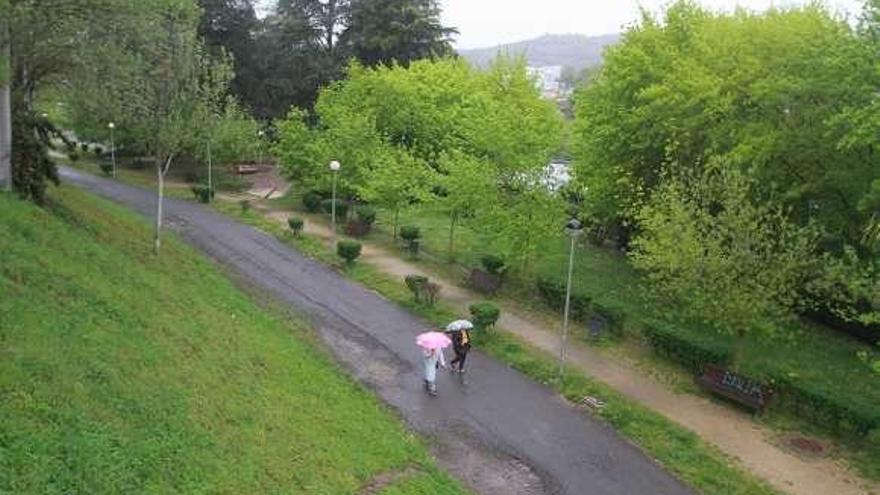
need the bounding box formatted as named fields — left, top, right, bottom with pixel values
left=771, top=373, right=880, bottom=437
left=80, top=143, right=89, bottom=152
left=288, top=217, right=304, bottom=237
left=69, top=152, right=80, bottom=162
left=470, top=302, right=501, bottom=330
left=93, top=146, right=104, bottom=156
left=190, top=184, right=214, bottom=203
left=642, top=320, right=733, bottom=375
left=404, top=274, right=439, bottom=305
left=405, top=274, right=428, bottom=301
left=337, top=240, right=362, bottom=265
left=400, top=225, right=421, bottom=242
left=239, top=200, right=251, bottom=213
left=536, top=276, right=591, bottom=321
left=480, top=254, right=507, bottom=276
left=302, top=191, right=324, bottom=213
left=321, top=198, right=349, bottom=220
left=355, top=205, right=377, bottom=226
left=99, top=162, right=114, bottom=176
left=400, top=225, right=421, bottom=256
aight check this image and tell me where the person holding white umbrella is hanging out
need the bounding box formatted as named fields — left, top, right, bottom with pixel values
left=445, top=319, right=474, bottom=373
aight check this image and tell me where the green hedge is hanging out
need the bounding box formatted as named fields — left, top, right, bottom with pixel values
left=641, top=320, right=880, bottom=437
left=641, top=320, right=733, bottom=374
left=772, top=373, right=880, bottom=437
left=536, top=276, right=622, bottom=332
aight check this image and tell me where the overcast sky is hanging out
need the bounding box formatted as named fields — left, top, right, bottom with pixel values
left=441, top=0, right=865, bottom=49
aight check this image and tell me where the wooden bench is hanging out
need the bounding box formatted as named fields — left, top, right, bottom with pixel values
left=697, top=364, right=774, bottom=415
left=232, top=164, right=261, bottom=175
left=469, top=269, right=501, bottom=295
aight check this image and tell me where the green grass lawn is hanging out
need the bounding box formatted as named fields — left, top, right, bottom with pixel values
left=0, top=187, right=464, bottom=495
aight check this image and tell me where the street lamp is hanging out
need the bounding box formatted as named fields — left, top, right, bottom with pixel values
left=108, top=122, right=116, bottom=178
left=329, top=160, right=341, bottom=240
left=257, top=129, right=265, bottom=167
left=559, top=218, right=583, bottom=380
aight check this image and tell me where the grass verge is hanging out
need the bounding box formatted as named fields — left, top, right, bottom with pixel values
left=0, top=187, right=464, bottom=494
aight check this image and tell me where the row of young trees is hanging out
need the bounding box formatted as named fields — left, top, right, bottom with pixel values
left=275, top=57, right=566, bottom=271
left=1, top=0, right=260, bottom=254
left=573, top=1, right=880, bottom=357
left=199, top=0, right=456, bottom=119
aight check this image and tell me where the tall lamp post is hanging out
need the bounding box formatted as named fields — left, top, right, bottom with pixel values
left=329, top=160, right=341, bottom=241
left=559, top=218, right=584, bottom=380
left=257, top=129, right=265, bottom=167
left=108, top=122, right=116, bottom=178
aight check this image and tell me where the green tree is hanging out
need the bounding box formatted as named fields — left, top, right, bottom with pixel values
left=631, top=165, right=819, bottom=366
left=192, top=53, right=260, bottom=194
left=340, top=0, right=456, bottom=67
left=357, top=145, right=432, bottom=238
left=572, top=2, right=876, bottom=249
left=121, top=2, right=204, bottom=254
left=435, top=150, right=496, bottom=259
left=489, top=184, right=565, bottom=275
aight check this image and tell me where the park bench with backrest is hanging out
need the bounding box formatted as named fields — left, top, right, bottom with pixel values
left=697, top=364, right=774, bottom=415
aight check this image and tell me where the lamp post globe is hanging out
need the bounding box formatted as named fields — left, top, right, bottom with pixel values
left=559, top=217, right=584, bottom=380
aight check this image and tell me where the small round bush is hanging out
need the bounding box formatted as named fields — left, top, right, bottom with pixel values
left=80, top=143, right=89, bottom=152
left=356, top=205, right=377, bottom=226
left=288, top=217, right=304, bottom=236
left=240, top=199, right=251, bottom=212
left=190, top=184, right=214, bottom=203
left=69, top=152, right=80, bottom=162
left=337, top=240, right=362, bottom=265
left=99, top=162, right=114, bottom=176
left=93, top=146, right=104, bottom=156
left=400, top=225, right=421, bottom=242
left=302, top=191, right=324, bottom=213
left=470, top=302, right=501, bottom=329
left=480, top=254, right=507, bottom=276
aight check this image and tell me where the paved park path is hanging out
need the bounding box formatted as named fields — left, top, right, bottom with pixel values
left=250, top=195, right=877, bottom=495
left=61, top=167, right=694, bottom=495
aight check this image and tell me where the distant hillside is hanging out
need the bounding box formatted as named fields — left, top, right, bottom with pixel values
left=459, top=33, right=620, bottom=70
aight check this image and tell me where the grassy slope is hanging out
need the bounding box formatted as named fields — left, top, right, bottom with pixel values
left=0, top=187, right=464, bottom=495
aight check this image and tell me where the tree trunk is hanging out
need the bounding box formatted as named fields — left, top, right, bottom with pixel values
left=393, top=206, right=399, bottom=240
left=0, top=36, right=11, bottom=192
left=154, top=161, right=164, bottom=255
left=448, top=211, right=457, bottom=260
left=154, top=154, right=174, bottom=255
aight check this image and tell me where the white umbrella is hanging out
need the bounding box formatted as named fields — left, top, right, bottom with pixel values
left=445, top=319, right=474, bottom=332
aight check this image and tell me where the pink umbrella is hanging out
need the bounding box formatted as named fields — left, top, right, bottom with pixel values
left=416, top=331, right=452, bottom=350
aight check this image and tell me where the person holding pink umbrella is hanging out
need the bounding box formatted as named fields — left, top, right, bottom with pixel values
left=416, top=331, right=451, bottom=396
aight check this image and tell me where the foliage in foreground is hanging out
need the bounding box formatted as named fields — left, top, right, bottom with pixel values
left=0, top=187, right=463, bottom=494
left=631, top=166, right=818, bottom=364
left=275, top=57, right=566, bottom=271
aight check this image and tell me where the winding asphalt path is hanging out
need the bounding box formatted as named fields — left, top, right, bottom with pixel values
left=61, top=167, right=693, bottom=495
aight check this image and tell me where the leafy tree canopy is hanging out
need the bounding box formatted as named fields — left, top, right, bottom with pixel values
left=572, top=1, right=877, bottom=249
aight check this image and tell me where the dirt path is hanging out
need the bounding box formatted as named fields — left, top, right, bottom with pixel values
left=256, top=203, right=879, bottom=495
